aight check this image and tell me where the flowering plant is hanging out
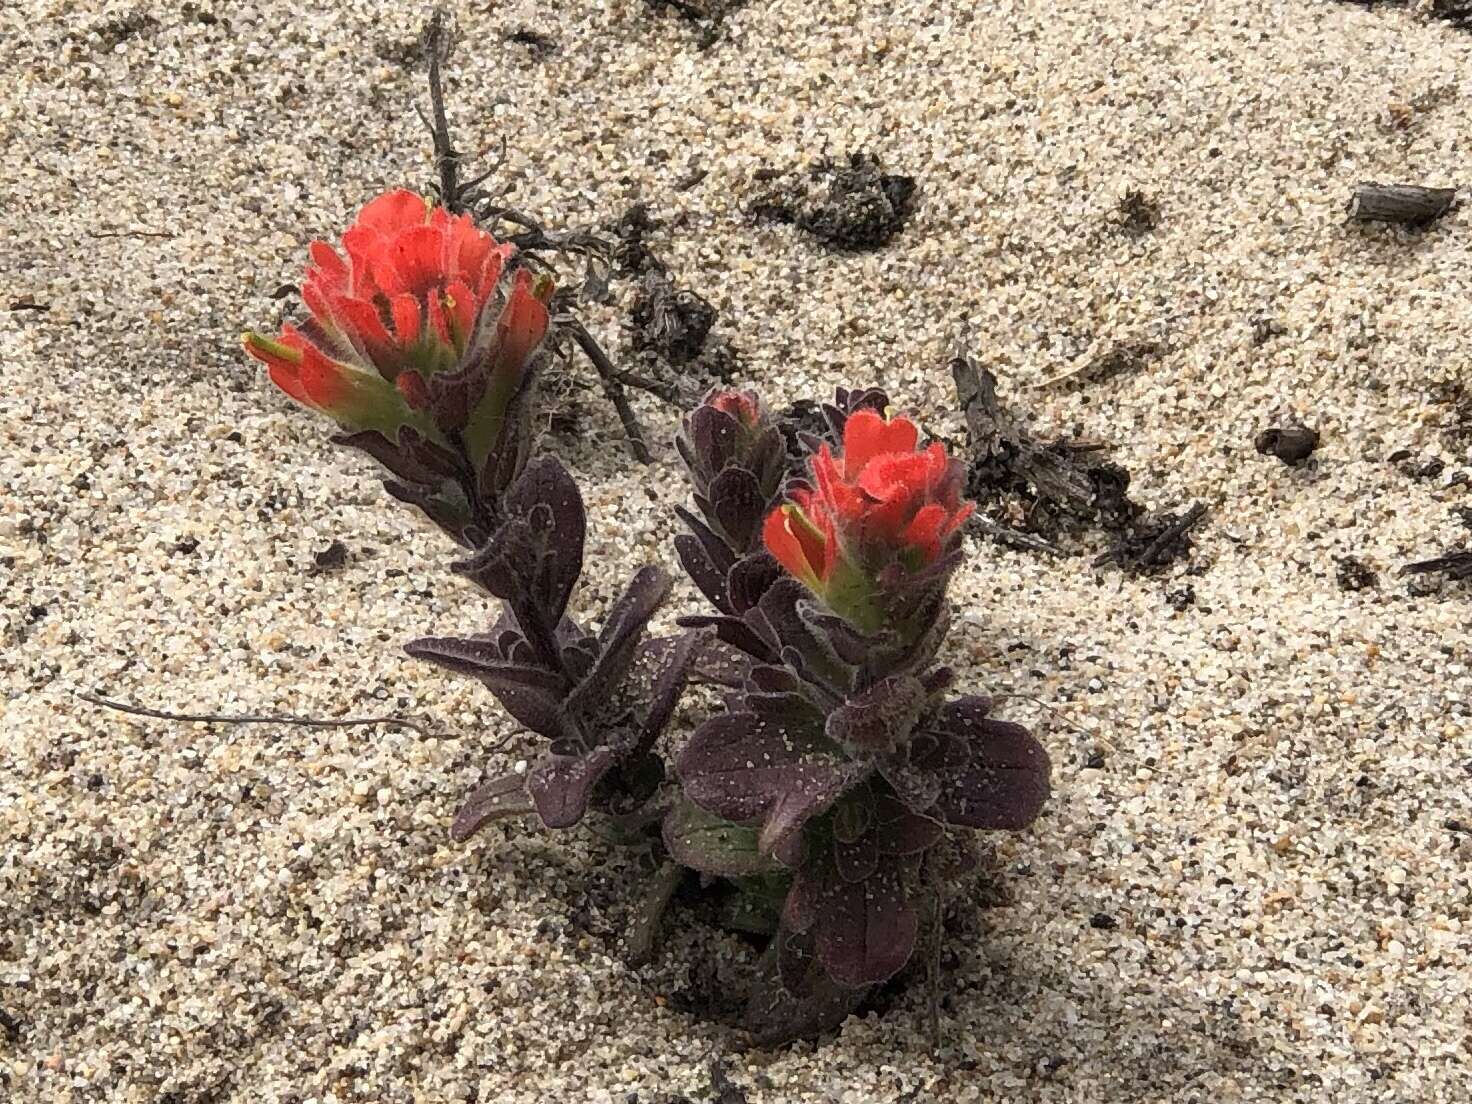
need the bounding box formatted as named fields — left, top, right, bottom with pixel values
left=246, top=194, right=1052, bottom=1043
left=666, top=389, right=1049, bottom=1038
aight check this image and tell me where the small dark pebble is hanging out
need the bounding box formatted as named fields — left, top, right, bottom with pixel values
left=1251, top=316, right=1286, bottom=345
left=1447, top=819, right=1469, bottom=835
left=1335, top=555, right=1378, bottom=592
left=225, top=431, right=243, bottom=444
left=0, top=1006, right=21, bottom=1042
left=1085, top=751, right=1106, bottom=770
left=1255, top=423, right=1319, bottom=465
left=174, top=536, right=200, bottom=555
left=1090, top=913, right=1118, bottom=930
left=1166, top=583, right=1196, bottom=611
left=313, top=540, right=350, bottom=571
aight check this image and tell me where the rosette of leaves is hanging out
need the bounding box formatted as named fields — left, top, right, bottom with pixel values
left=405, top=456, right=694, bottom=839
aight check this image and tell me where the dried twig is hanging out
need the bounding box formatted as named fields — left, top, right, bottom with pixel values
left=421, top=8, right=462, bottom=212
left=77, top=691, right=452, bottom=739
left=563, top=319, right=653, bottom=463
left=1347, top=182, right=1458, bottom=226
left=968, top=516, right=1063, bottom=556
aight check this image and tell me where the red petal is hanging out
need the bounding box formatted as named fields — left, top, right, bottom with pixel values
left=842, top=410, right=918, bottom=475
left=355, top=189, right=429, bottom=234
left=445, top=278, right=475, bottom=350
left=298, top=345, right=351, bottom=411
left=268, top=362, right=310, bottom=404
left=307, top=241, right=349, bottom=289
left=763, top=507, right=821, bottom=589
left=427, top=288, right=452, bottom=346
left=900, top=503, right=949, bottom=563
left=377, top=224, right=451, bottom=298
left=391, top=293, right=421, bottom=345
left=494, top=270, right=550, bottom=368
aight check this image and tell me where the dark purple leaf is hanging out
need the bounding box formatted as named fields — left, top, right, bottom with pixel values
left=815, top=864, right=919, bottom=988
left=674, top=532, right=729, bottom=610
left=684, top=633, right=754, bottom=687
left=638, top=631, right=696, bottom=742
left=833, top=832, right=878, bottom=884
left=381, top=479, right=474, bottom=545
left=678, top=614, right=774, bottom=667
left=746, top=935, right=869, bottom=1045
left=757, top=771, right=857, bottom=858
left=870, top=794, right=944, bottom=855
left=404, top=635, right=572, bottom=739
left=450, top=772, right=536, bottom=841
left=929, top=698, right=1051, bottom=829
left=527, top=746, right=621, bottom=828
left=726, top=551, right=782, bottom=614
left=678, top=711, right=851, bottom=831
left=456, top=456, right=585, bottom=629
left=707, top=466, right=765, bottom=552
left=824, top=675, right=929, bottom=755
left=334, top=429, right=451, bottom=487
left=687, top=405, right=742, bottom=481
left=565, top=567, right=669, bottom=718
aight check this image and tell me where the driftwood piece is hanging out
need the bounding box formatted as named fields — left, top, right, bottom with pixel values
left=1347, top=183, right=1458, bottom=225
left=1401, top=551, right=1472, bottom=581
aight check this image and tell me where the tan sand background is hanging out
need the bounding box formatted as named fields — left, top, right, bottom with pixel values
left=4, top=1, right=1472, bottom=1100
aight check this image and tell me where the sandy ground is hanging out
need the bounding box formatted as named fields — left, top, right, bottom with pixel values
left=4, top=1, right=1472, bottom=1101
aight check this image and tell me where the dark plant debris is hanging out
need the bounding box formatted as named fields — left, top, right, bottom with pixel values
left=751, top=153, right=917, bottom=250
left=604, top=206, right=739, bottom=401
left=952, top=339, right=1201, bottom=570
left=706, top=1056, right=750, bottom=1104
left=1336, top=555, right=1379, bottom=592
left=504, top=28, right=557, bottom=59
left=1389, top=450, right=1446, bottom=481
left=1166, top=583, right=1197, bottom=611
left=312, top=539, right=350, bottom=572
left=1116, top=190, right=1160, bottom=237
left=1092, top=503, right=1209, bottom=573
left=1347, top=182, right=1459, bottom=226
left=645, top=0, right=748, bottom=49
left=1256, top=422, right=1320, bottom=466
left=1432, top=1, right=1472, bottom=30
left=1251, top=316, right=1287, bottom=345
left=1401, top=551, right=1472, bottom=582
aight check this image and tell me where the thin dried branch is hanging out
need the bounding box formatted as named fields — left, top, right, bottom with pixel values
left=421, top=8, right=462, bottom=212
left=562, top=318, right=653, bottom=463
left=78, top=691, right=452, bottom=739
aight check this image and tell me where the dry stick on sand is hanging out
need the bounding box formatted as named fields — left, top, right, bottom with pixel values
left=1346, top=183, right=1459, bottom=226
left=77, top=691, right=454, bottom=739
left=416, top=6, right=653, bottom=462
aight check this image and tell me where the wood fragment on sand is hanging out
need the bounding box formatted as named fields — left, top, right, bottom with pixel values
left=1347, top=183, right=1458, bottom=225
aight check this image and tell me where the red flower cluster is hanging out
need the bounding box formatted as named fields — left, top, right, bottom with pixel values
left=244, top=190, right=551, bottom=450
left=763, top=409, right=973, bottom=625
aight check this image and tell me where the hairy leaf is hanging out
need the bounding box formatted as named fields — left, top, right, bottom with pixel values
left=662, top=799, right=777, bottom=877
left=678, top=711, right=851, bottom=834
left=824, top=675, right=928, bottom=755
left=928, top=697, right=1051, bottom=829
left=451, top=772, right=536, bottom=841
left=527, top=746, right=622, bottom=829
